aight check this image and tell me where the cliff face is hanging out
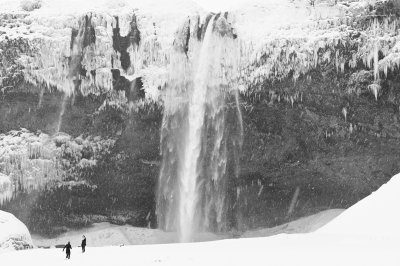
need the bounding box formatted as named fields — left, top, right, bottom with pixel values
left=1, top=0, right=400, bottom=235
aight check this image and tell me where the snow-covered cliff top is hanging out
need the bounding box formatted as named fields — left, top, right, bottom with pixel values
left=0, top=0, right=398, bottom=101
left=0, top=0, right=204, bottom=46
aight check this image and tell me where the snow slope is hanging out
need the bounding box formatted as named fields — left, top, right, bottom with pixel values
left=242, top=209, right=344, bottom=238
left=317, top=173, right=400, bottom=238
left=0, top=211, right=33, bottom=253
left=2, top=174, right=400, bottom=265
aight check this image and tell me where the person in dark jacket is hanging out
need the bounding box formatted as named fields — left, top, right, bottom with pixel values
left=81, top=235, right=86, bottom=253
left=62, top=241, right=72, bottom=259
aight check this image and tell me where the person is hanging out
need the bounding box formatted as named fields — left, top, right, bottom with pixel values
left=81, top=235, right=86, bottom=253
left=62, top=241, right=72, bottom=259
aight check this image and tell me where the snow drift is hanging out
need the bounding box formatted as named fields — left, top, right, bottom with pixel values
left=0, top=210, right=33, bottom=253
left=317, top=172, right=400, bottom=238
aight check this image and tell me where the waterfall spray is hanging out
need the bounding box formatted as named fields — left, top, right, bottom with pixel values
left=157, top=15, right=242, bottom=242
left=55, top=94, right=68, bottom=134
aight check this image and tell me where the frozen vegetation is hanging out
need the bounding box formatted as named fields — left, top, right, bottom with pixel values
left=0, top=129, right=115, bottom=206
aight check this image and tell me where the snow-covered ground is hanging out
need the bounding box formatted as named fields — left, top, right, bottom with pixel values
left=31, top=209, right=344, bottom=247
left=2, top=173, right=400, bottom=265
left=242, top=209, right=344, bottom=238
left=31, top=222, right=227, bottom=247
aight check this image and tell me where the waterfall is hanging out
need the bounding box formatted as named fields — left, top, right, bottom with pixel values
left=157, top=15, right=242, bottom=242
left=55, top=94, right=68, bottom=134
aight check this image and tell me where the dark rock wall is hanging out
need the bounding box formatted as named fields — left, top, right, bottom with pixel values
left=235, top=65, right=400, bottom=230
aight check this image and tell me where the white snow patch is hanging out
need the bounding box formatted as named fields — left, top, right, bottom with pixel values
left=317, top=173, right=400, bottom=238
left=243, top=209, right=344, bottom=238
left=0, top=211, right=33, bottom=253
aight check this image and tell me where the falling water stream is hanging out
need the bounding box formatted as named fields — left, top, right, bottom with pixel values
left=55, top=93, right=68, bottom=134
left=177, top=17, right=215, bottom=242
left=157, top=16, right=242, bottom=242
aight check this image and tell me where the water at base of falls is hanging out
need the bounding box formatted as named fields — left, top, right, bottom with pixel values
left=157, top=16, right=243, bottom=242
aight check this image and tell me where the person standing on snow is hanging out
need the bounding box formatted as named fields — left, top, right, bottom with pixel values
left=63, top=241, right=72, bottom=259
left=81, top=235, right=86, bottom=253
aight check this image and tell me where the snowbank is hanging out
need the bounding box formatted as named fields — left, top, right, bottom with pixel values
left=242, top=209, right=344, bottom=238
left=0, top=225, right=399, bottom=266
left=0, top=211, right=33, bottom=253
left=317, top=173, right=400, bottom=238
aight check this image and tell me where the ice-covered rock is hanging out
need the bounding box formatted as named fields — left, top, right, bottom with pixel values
left=0, top=129, right=115, bottom=205
left=0, top=210, right=33, bottom=253
left=0, top=0, right=399, bottom=106
left=0, top=173, right=13, bottom=205
left=0, top=0, right=206, bottom=104
left=1, top=0, right=398, bottom=102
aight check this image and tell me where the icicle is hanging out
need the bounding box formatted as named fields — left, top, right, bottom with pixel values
left=342, top=107, right=347, bottom=122
left=237, top=187, right=241, bottom=200
left=374, top=41, right=380, bottom=81
left=368, top=83, right=381, bottom=101
left=0, top=173, right=13, bottom=206
left=257, top=185, right=264, bottom=197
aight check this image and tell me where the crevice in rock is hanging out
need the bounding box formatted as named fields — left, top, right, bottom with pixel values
left=68, top=13, right=96, bottom=91
left=112, top=14, right=141, bottom=72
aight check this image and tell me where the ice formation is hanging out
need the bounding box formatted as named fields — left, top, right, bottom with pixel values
left=0, top=129, right=115, bottom=206
left=0, top=173, right=13, bottom=206
left=234, top=2, right=400, bottom=97
left=0, top=129, right=61, bottom=197
left=1, top=0, right=399, bottom=104
left=0, top=0, right=206, bottom=106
